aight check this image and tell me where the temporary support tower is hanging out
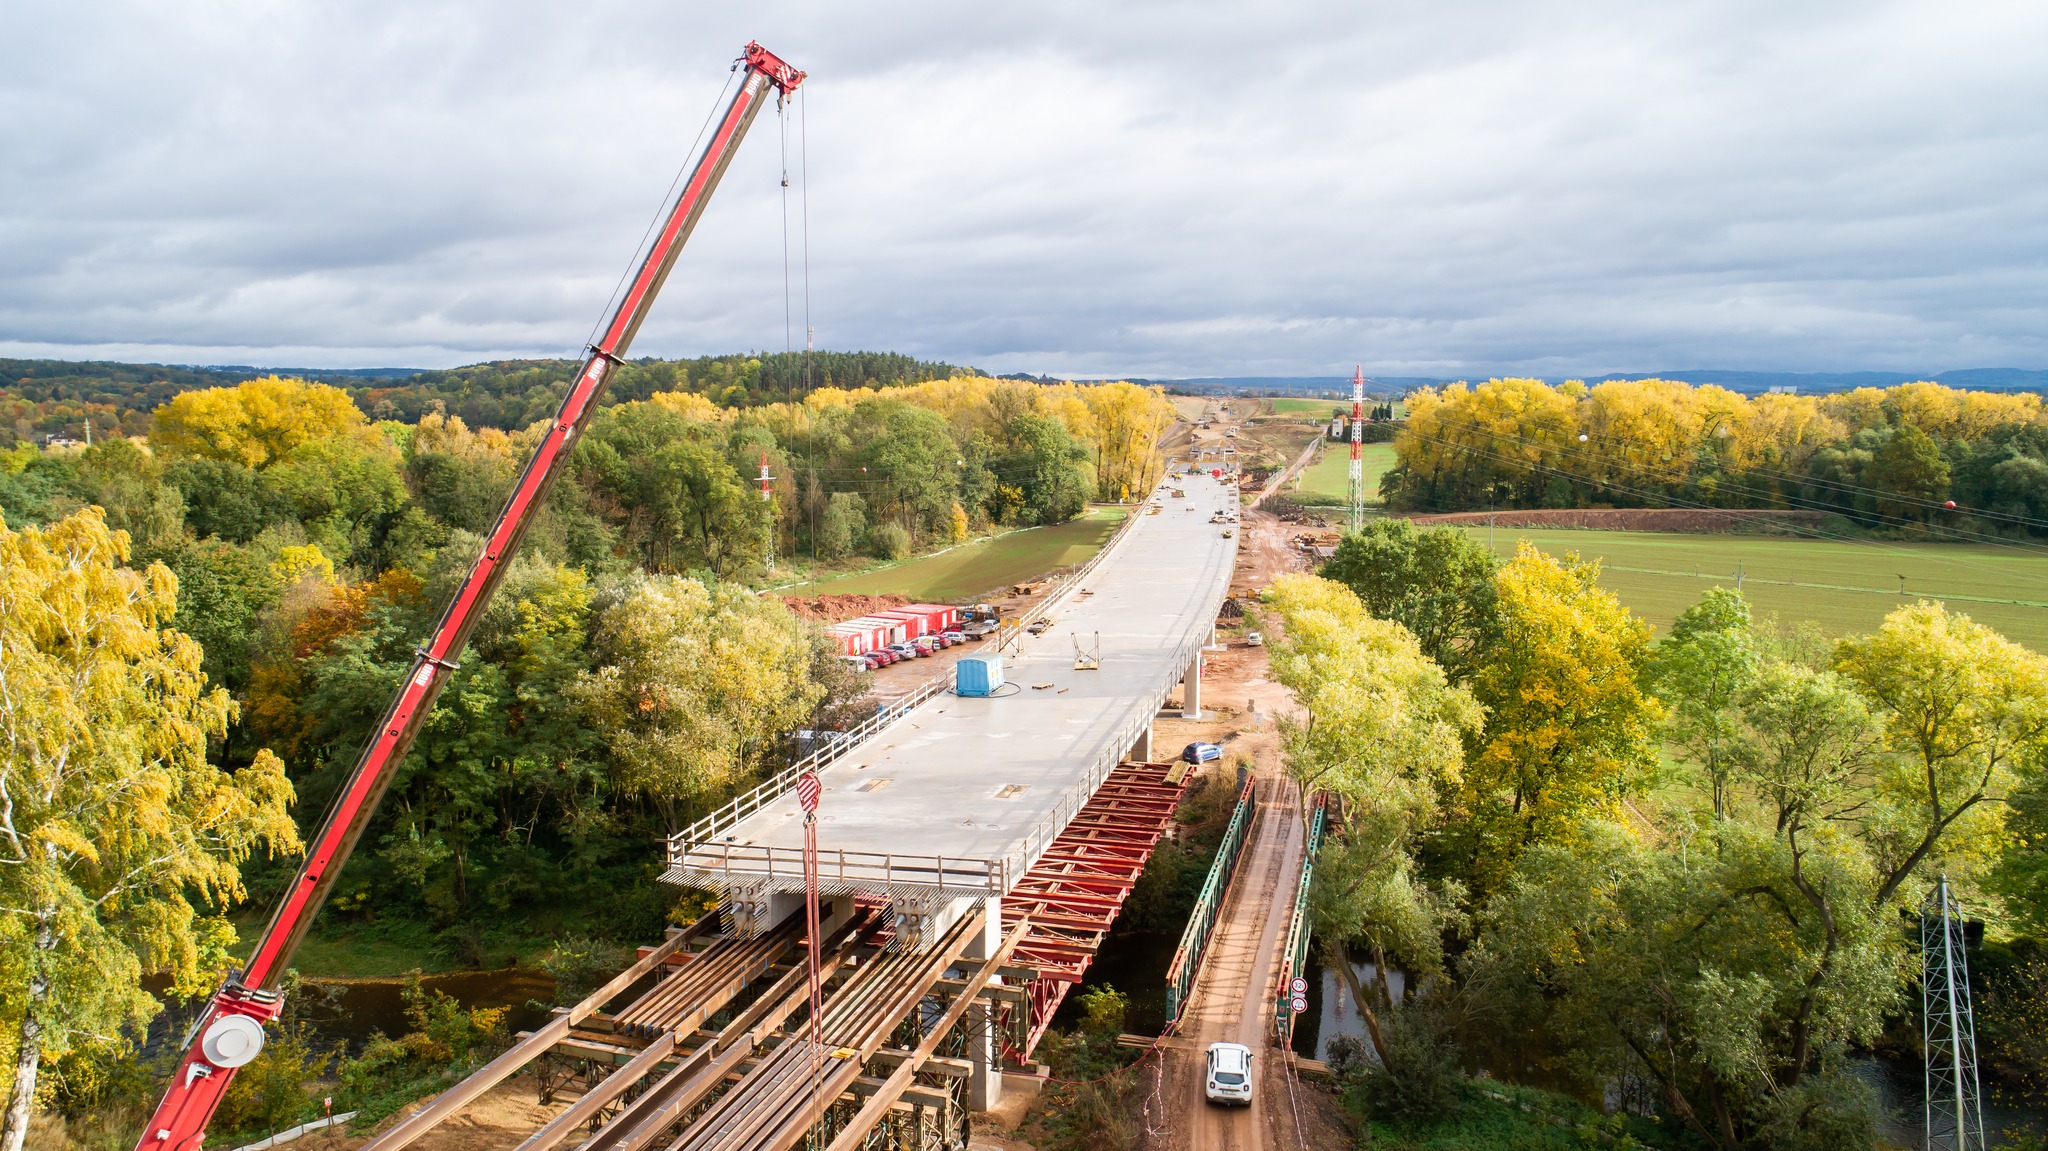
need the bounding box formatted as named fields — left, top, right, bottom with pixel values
left=1923, top=875, right=1986, bottom=1151
left=135, top=41, right=806, bottom=1151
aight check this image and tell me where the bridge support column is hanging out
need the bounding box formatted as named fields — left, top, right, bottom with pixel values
left=760, top=891, right=855, bottom=940
left=964, top=895, right=1004, bottom=1112
left=1130, top=722, right=1153, bottom=763
left=1182, top=651, right=1203, bottom=720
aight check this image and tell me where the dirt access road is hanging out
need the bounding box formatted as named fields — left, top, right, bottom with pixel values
left=1142, top=778, right=1308, bottom=1151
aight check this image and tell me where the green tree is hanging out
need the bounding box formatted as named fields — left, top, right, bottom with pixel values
left=816, top=492, right=866, bottom=560
left=574, top=575, right=825, bottom=832
left=1860, top=423, right=1950, bottom=524
left=993, top=414, right=1089, bottom=525
left=1652, top=587, right=1759, bottom=818
left=1265, top=574, right=1480, bottom=1062
left=578, top=404, right=766, bottom=576
left=0, top=507, right=300, bottom=1151
left=1317, top=519, right=1499, bottom=684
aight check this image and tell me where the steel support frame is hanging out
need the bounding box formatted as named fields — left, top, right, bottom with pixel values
left=999, top=761, right=1191, bottom=1057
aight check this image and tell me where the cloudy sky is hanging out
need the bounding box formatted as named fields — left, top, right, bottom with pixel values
left=4, top=1, right=2045, bottom=378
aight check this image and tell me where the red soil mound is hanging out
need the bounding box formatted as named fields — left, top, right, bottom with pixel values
left=780, top=593, right=912, bottom=624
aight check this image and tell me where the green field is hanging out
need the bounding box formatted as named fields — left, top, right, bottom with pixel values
left=1295, top=443, right=1397, bottom=504
left=1268, top=397, right=1342, bottom=415
left=782, top=508, right=1128, bottom=601
left=1266, top=397, right=1405, bottom=418
left=1456, top=527, right=2048, bottom=650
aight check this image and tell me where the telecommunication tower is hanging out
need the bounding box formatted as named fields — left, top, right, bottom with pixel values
left=1348, top=365, right=1366, bottom=534
left=1923, top=875, right=1985, bottom=1151
left=758, top=450, right=776, bottom=572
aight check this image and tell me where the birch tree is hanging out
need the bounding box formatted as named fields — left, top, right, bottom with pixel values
left=0, top=507, right=299, bottom=1151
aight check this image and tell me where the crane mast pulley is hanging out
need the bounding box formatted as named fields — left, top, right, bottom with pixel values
left=135, top=41, right=804, bottom=1151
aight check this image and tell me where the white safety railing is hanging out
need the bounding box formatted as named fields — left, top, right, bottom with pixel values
left=666, top=842, right=1005, bottom=895
left=670, top=672, right=951, bottom=853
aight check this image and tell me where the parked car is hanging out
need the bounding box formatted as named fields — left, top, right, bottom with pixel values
left=888, top=642, right=920, bottom=660
left=940, top=629, right=967, bottom=645
left=864, top=651, right=890, bottom=669
left=961, top=620, right=998, bottom=638
left=1182, top=742, right=1224, bottom=765
left=840, top=654, right=871, bottom=673
left=1205, top=1042, right=1254, bottom=1105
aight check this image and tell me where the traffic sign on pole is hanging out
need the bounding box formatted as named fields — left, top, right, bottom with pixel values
left=1290, top=976, right=1307, bottom=996
left=1290, top=995, right=1308, bottom=1015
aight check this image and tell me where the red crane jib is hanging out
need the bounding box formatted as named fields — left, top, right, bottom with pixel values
left=134, top=42, right=802, bottom=1151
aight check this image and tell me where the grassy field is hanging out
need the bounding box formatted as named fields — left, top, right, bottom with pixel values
left=1266, top=396, right=1406, bottom=418
left=1455, top=526, right=2048, bottom=649
left=1295, top=443, right=1397, bottom=504
left=781, top=508, right=1128, bottom=601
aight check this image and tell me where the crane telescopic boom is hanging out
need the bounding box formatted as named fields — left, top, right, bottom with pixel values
left=135, top=42, right=804, bottom=1151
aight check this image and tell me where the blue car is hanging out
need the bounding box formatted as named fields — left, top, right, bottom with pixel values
left=1182, top=742, right=1223, bottom=765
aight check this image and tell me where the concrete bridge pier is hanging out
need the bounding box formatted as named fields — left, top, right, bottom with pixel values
left=1181, top=651, right=1203, bottom=720
left=1130, top=722, right=1153, bottom=762
left=963, top=895, right=1004, bottom=1111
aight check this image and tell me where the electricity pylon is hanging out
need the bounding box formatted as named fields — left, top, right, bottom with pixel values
left=1923, top=875, right=1985, bottom=1151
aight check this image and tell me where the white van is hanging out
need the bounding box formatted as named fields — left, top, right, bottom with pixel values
left=1204, top=1041, right=1253, bottom=1105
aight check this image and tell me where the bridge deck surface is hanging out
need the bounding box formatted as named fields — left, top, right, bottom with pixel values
left=666, top=473, right=1237, bottom=898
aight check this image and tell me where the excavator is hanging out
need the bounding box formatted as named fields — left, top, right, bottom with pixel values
left=134, top=41, right=805, bottom=1151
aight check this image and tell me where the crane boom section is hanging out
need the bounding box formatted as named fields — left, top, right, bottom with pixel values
left=136, top=42, right=803, bottom=1151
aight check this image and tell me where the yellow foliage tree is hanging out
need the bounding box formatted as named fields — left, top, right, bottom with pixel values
left=0, top=508, right=300, bottom=1150
left=150, top=376, right=366, bottom=468
left=1462, top=543, right=1661, bottom=885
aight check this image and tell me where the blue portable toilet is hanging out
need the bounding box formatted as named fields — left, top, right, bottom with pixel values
left=955, top=653, right=1004, bottom=697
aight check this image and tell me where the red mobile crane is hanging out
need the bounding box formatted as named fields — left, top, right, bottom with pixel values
left=135, top=42, right=805, bottom=1151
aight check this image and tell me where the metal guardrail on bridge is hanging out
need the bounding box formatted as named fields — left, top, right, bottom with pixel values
left=1274, top=791, right=1327, bottom=1048
left=1164, top=772, right=1258, bottom=1027
left=674, top=497, right=1153, bottom=858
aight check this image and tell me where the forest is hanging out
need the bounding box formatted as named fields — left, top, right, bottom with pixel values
left=0, top=351, right=976, bottom=446
left=0, top=368, right=1175, bottom=1147
left=1383, top=376, right=2048, bottom=532
left=1281, top=520, right=2048, bottom=1150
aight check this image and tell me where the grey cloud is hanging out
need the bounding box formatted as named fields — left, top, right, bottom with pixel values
left=2, top=1, right=2045, bottom=376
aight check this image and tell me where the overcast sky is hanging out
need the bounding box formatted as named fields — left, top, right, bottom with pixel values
left=3, top=1, right=2045, bottom=379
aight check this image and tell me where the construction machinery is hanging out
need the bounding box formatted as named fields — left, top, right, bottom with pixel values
left=133, top=41, right=805, bottom=1151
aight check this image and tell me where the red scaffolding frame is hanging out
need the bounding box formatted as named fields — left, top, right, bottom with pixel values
left=1002, top=760, right=1191, bottom=1057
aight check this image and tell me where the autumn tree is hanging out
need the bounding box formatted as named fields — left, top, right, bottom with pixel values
left=1265, top=574, right=1480, bottom=1064
left=150, top=376, right=366, bottom=468
left=1459, top=543, right=1661, bottom=886
left=0, top=507, right=299, bottom=1151
left=1833, top=601, right=2048, bottom=902
left=574, top=575, right=826, bottom=832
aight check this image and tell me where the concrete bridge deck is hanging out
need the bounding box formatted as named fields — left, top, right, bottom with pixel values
left=664, top=472, right=1238, bottom=937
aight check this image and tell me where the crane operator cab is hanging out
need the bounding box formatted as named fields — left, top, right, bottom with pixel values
left=1205, top=1041, right=1254, bottom=1105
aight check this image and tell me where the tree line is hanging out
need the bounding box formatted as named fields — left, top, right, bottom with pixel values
left=1274, top=519, right=2048, bottom=1149
left=0, top=369, right=1175, bottom=1148
left=1385, top=377, right=2048, bottom=531
left=0, top=352, right=979, bottom=448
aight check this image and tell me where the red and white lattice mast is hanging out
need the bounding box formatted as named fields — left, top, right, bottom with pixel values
left=758, top=449, right=776, bottom=571
left=1348, top=365, right=1366, bottom=533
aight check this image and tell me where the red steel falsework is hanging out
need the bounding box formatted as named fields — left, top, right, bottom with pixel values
left=135, top=42, right=804, bottom=1151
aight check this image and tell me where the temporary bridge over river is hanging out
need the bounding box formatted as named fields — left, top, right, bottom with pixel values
left=360, top=473, right=1243, bottom=1151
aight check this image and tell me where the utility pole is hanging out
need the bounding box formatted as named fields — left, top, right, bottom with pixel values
left=1923, top=875, right=1985, bottom=1151
left=1347, top=365, right=1365, bottom=535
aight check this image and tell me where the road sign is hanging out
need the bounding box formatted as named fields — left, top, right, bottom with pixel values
left=1290, top=976, right=1307, bottom=995
left=797, top=771, right=821, bottom=813
left=1290, top=995, right=1307, bottom=1015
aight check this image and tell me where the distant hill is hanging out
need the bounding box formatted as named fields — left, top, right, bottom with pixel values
left=1149, top=368, right=2048, bottom=398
